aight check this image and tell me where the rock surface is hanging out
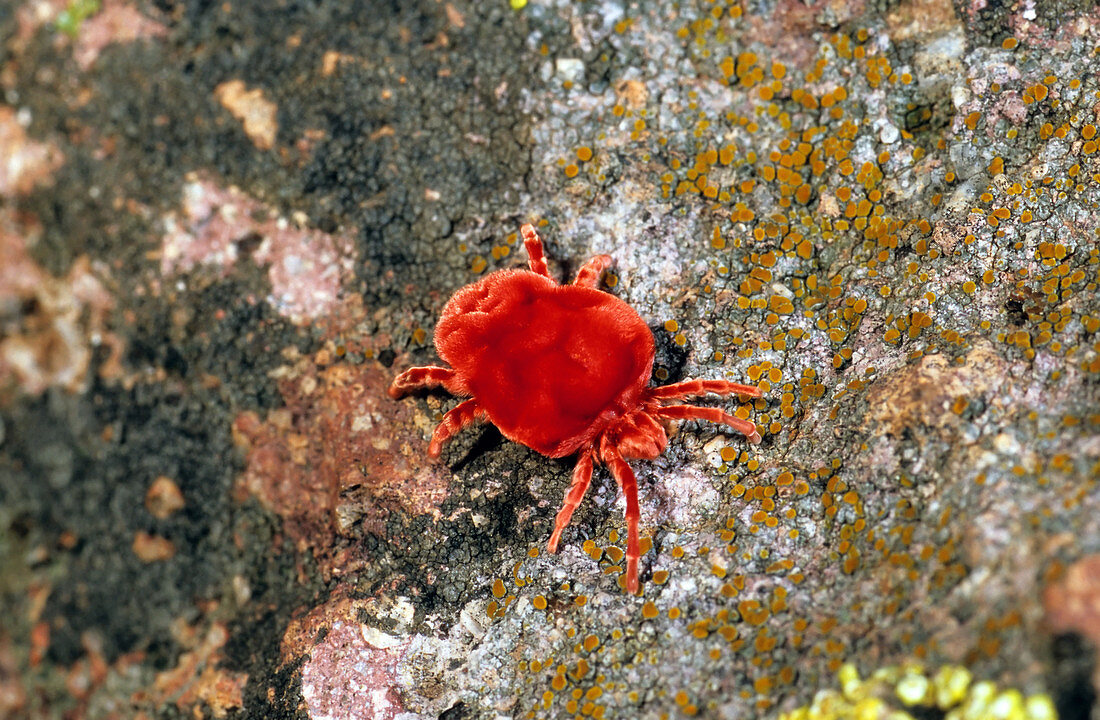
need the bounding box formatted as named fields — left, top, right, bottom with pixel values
left=1, top=0, right=1098, bottom=718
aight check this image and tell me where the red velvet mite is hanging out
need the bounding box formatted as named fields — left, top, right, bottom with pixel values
left=389, top=224, right=762, bottom=593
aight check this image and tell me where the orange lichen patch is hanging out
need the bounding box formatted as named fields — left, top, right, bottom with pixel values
left=139, top=623, right=247, bottom=718
left=233, top=360, right=452, bottom=578
left=737, top=599, right=770, bottom=626
left=132, top=531, right=176, bottom=562
left=863, top=342, right=1005, bottom=437
left=321, top=51, right=362, bottom=77
left=214, top=80, right=279, bottom=150
left=1022, top=83, right=1049, bottom=103
left=145, top=476, right=186, bottom=519
left=769, top=295, right=795, bottom=314
left=29, top=622, right=49, bottom=668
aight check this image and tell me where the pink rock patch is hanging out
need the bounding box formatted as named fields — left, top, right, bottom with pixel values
left=232, top=359, right=452, bottom=579
left=73, top=0, right=169, bottom=71
left=161, top=174, right=356, bottom=323
left=301, top=622, right=408, bottom=720
left=14, top=0, right=167, bottom=70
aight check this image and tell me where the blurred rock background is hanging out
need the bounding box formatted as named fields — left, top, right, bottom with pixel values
left=1, top=1, right=1098, bottom=718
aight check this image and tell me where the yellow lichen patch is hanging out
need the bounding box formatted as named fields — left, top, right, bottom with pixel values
left=769, top=295, right=795, bottom=314
left=780, top=663, right=1057, bottom=720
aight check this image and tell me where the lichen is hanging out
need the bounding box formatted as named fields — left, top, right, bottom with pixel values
left=779, top=662, right=1058, bottom=720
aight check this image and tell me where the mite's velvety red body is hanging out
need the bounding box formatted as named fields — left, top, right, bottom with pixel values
left=389, top=224, right=762, bottom=593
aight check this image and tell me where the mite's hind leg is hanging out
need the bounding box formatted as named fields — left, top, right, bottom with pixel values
left=600, top=440, right=642, bottom=595
left=652, top=404, right=761, bottom=444
left=548, top=447, right=596, bottom=553
left=389, top=366, right=461, bottom=399
left=648, top=379, right=761, bottom=401
left=428, top=399, right=486, bottom=458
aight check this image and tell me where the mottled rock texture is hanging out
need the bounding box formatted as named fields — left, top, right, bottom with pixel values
left=1, top=0, right=1098, bottom=719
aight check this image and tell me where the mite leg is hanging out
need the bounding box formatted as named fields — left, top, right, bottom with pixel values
left=520, top=224, right=552, bottom=279
left=388, top=366, right=460, bottom=399
left=652, top=404, right=761, bottom=444
left=648, top=379, right=762, bottom=401
left=601, top=440, right=642, bottom=595
left=548, top=447, right=595, bottom=553
left=572, top=254, right=613, bottom=288
left=428, top=399, right=485, bottom=458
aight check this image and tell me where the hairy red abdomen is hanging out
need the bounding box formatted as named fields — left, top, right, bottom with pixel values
left=435, top=270, right=654, bottom=457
